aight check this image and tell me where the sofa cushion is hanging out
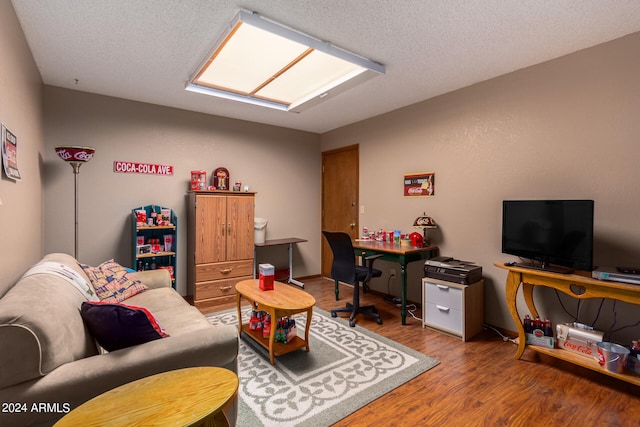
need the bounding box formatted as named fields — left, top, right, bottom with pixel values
left=80, top=301, right=169, bottom=352
left=80, top=260, right=148, bottom=303
left=0, top=261, right=100, bottom=389
left=125, top=287, right=214, bottom=336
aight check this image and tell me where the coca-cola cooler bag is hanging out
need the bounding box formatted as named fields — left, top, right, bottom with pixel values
left=556, top=322, right=604, bottom=359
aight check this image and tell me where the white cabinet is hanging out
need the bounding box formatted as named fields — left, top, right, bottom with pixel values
left=422, top=277, right=484, bottom=341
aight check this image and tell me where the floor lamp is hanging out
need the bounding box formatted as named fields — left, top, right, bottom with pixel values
left=55, top=146, right=95, bottom=259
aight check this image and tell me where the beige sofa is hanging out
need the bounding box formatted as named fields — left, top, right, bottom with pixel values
left=0, top=253, right=239, bottom=427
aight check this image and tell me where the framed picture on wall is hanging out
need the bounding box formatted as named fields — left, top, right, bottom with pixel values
left=2, top=124, right=21, bottom=181
left=404, top=172, right=434, bottom=197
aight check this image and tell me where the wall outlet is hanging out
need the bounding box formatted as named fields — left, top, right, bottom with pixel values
left=390, top=269, right=396, bottom=278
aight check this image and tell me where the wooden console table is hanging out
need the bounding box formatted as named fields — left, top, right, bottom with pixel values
left=353, top=240, right=438, bottom=325
left=496, top=262, right=640, bottom=386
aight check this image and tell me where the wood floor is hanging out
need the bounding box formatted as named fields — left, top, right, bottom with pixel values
left=208, top=277, right=640, bottom=427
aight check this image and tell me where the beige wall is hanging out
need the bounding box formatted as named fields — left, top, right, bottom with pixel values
left=43, top=87, right=321, bottom=295
left=321, top=32, right=640, bottom=341
left=0, top=2, right=45, bottom=297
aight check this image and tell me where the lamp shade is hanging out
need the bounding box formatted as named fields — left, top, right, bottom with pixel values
left=413, top=214, right=436, bottom=228
left=55, top=146, right=95, bottom=164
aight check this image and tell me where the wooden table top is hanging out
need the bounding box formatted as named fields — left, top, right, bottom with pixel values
left=54, top=367, right=238, bottom=427
left=236, top=279, right=316, bottom=310
left=352, top=239, right=438, bottom=255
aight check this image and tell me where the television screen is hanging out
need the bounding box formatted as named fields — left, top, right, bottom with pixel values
left=502, top=200, right=594, bottom=272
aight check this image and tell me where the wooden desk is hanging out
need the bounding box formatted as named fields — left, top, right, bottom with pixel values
left=254, top=237, right=308, bottom=288
left=236, top=279, right=315, bottom=365
left=496, top=262, right=640, bottom=386
left=54, top=367, right=238, bottom=427
left=352, top=240, right=438, bottom=325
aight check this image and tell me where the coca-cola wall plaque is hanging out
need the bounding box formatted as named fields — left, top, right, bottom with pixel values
left=404, top=172, right=434, bottom=197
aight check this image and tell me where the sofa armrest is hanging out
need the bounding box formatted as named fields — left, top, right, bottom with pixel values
left=132, top=269, right=172, bottom=289
left=0, top=324, right=239, bottom=427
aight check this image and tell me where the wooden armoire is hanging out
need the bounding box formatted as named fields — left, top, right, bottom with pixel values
left=187, top=190, right=255, bottom=311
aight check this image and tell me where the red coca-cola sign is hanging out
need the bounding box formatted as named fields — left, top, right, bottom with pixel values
left=561, top=339, right=593, bottom=356
left=55, top=146, right=95, bottom=163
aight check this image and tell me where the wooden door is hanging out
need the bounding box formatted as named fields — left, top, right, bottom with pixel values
left=227, top=195, right=255, bottom=261
left=195, top=194, right=227, bottom=264
left=321, top=145, right=359, bottom=277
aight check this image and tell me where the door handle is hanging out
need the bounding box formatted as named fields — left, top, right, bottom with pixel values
left=350, top=223, right=356, bottom=229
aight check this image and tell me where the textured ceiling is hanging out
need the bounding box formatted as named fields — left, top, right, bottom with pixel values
left=11, top=0, right=640, bottom=134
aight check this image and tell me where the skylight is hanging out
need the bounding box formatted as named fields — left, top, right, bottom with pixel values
left=186, top=11, right=385, bottom=112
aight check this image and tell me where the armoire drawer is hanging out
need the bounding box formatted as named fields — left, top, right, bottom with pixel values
left=194, top=276, right=251, bottom=300
left=195, top=259, right=253, bottom=282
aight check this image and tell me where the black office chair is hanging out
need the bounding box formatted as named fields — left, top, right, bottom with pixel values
left=322, top=231, right=383, bottom=327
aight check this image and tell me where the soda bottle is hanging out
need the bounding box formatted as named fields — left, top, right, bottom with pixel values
left=544, top=319, right=553, bottom=337
left=523, top=315, right=532, bottom=333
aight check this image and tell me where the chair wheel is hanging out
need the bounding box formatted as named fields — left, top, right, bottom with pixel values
left=331, top=312, right=337, bottom=318
left=377, top=318, right=383, bottom=325
left=349, top=320, right=356, bottom=327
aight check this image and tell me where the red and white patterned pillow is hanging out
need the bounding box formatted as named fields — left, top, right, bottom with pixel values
left=80, top=259, right=148, bottom=303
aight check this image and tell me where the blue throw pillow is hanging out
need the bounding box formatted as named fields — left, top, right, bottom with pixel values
left=80, top=301, right=169, bottom=352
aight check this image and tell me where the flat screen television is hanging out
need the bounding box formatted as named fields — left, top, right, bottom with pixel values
left=502, top=200, right=594, bottom=273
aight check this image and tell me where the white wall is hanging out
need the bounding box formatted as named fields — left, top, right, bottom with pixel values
left=43, top=87, right=321, bottom=295
left=0, top=1, right=45, bottom=297
left=322, top=32, right=640, bottom=342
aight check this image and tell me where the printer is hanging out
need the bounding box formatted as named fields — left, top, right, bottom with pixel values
left=424, top=256, right=482, bottom=285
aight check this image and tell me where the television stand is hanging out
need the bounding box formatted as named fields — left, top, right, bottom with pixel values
left=496, top=262, right=640, bottom=387
left=514, top=262, right=574, bottom=275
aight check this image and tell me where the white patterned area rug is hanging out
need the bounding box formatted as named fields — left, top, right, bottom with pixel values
left=207, top=306, right=440, bottom=427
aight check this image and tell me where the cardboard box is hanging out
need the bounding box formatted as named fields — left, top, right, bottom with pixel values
left=259, top=263, right=275, bottom=291
left=627, top=355, right=640, bottom=375
left=525, top=333, right=555, bottom=349
left=274, top=316, right=297, bottom=344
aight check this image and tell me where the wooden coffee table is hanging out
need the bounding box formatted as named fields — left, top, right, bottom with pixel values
left=236, top=279, right=316, bottom=364
left=54, top=367, right=238, bottom=427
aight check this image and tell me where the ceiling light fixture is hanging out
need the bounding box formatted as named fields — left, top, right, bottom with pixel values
left=186, top=10, right=385, bottom=112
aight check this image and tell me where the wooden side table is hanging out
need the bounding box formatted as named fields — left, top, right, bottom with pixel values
left=54, top=367, right=238, bottom=427
left=236, top=279, right=316, bottom=364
